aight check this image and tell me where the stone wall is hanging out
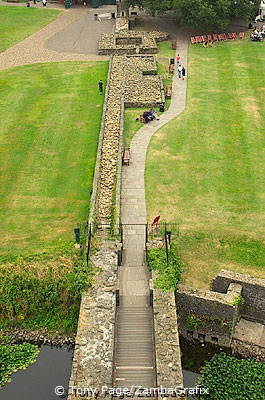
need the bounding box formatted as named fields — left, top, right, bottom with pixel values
left=68, top=241, right=118, bottom=400
left=115, top=17, right=129, bottom=33
left=212, top=269, right=265, bottom=323
left=99, top=28, right=168, bottom=55
left=97, top=54, right=164, bottom=224
left=95, top=17, right=167, bottom=225
left=88, top=57, right=112, bottom=228
left=231, top=338, right=265, bottom=363
left=175, top=283, right=242, bottom=347
left=152, top=278, right=184, bottom=399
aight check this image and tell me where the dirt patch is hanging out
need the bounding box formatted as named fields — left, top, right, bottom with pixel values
left=74, top=121, right=85, bottom=127
left=242, top=96, right=261, bottom=123
left=235, top=62, right=247, bottom=67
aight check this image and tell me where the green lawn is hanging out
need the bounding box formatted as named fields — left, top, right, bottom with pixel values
left=123, top=41, right=175, bottom=147
left=0, top=5, right=61, bottom=52
left=0, top=61, right=108, bottom=258
left=146, top=40, right=265, bottom=288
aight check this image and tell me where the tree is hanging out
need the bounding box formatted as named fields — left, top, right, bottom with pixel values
left=125, top=0, right=260, bottom=30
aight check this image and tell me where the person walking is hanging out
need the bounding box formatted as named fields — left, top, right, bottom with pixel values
left=181, top=66, right=186, bottom=80
left=42, top=0, right=47, bottom=7
left=98, top=79, right=103, bottom=94
left=177, top=64, right=182, bottom=79
left=176, top=54, right=181, bottom=67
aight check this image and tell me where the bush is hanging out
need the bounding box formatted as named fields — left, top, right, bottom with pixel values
left=199, top=352, right=265, bottom=400
left=0, top=251, right=93, bottom=334
left=148, top=244, right=182, bottom=291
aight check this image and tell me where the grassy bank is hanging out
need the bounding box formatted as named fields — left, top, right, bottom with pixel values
left=0, top=61, right=107, bottom=257
left=0, top=61, right=107, bottom=334
left=146, top=40, right=265, bottom=288
left=0, top=5, right=61, bottom=52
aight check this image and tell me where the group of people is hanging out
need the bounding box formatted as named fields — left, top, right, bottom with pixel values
left=142, top=109, right=160, bottom=123
left=98, top=52, right=186, bottom=124
left=250, top=25, right=265, bottom=41
left=176, top=54, right=186, bottom=80
left=26, top=0, right=47, bottom=6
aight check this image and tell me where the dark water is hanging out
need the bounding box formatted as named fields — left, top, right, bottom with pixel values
left=0, top=345, right=73, bottom=400
left=183, top=369, right=200, bottom=387
left=180, top=336, right=228, bottom=373
left=182, top=369, right=201, bottom=399
left=180, top=336, right=223, bottom=400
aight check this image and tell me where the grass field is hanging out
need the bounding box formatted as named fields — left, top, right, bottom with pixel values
left=146, top=40, right=265, bottom=288
left=0, top=61, right=108, bottom=258
left=0, top=5, right=61, bottom=52
left=123, top=41, right=175, bottom=147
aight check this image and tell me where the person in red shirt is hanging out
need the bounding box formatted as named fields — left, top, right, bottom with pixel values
left=176, top=54, right=181, bottom=66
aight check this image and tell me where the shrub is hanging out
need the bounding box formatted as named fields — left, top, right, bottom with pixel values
left=186, top=314, right=202, bottom=329
left=232, top=294, right=245, bottom=306
left=0, top=251, right=93, bottom=334
left=148, top=244, right=182, bottom=291
left=199, top=352, right=265, bottom=400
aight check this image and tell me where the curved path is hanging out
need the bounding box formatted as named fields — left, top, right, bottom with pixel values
left=121, top=37, right=188, bottom=227
left=0, top=7, right=112, bottom=71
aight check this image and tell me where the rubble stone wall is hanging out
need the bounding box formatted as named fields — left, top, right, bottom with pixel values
left=212, top=270, right=265, bottom=323
left=95, top=18, right=167, bottom=225
left=97, top=54, right=164, bottom=224
left=175, top=283, right=242, bottom=347
left=231, top=338, right=265, bottom=363
left=152, top=278, right=184, bottom=400
left=115, top=17, right=129, bottom=33
left=98, top=30, right=168, bottom=55
left=68, top=241, right=118, bottom=400
left=88, top=57, right=113, bottom=227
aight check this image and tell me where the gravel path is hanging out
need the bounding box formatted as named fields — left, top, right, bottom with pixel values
left=0, top=7, right=111, bottom=71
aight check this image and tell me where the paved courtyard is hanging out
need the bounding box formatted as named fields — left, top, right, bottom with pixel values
left=46, top=6, right=116, bottom=55
left=0, top=6, right=115, bottom=71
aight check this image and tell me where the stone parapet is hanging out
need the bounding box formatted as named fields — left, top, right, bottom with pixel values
left=88, top=57, right=112, bottom=228
left=152, top=277, right=184, bottom=399
left=212, top=269, right=265, bottom=323
left=68, top=241, right=118, bottom=400
left=175, top=283, right=242, bottom=347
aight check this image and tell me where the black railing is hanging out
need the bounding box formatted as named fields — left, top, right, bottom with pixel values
left=148, top=222, right=179, bottom=237
left=86, top=224, right=92, bottom=266
left=82, top=222, right=179, bottom=267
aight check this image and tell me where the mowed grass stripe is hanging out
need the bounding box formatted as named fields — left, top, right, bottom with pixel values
left=146, top=40, right=265, bottom=288
left=0, top=5, right=61, bottom=52
left=0, top=61, right=108, bottom=255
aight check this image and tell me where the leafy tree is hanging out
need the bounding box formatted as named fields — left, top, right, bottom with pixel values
left=125, top=0, right=260, bottom=29
left=230, top=0, right=260, bottom=21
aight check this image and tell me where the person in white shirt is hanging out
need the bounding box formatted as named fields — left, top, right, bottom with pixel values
left=177, top=64, right=182, bottom=79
